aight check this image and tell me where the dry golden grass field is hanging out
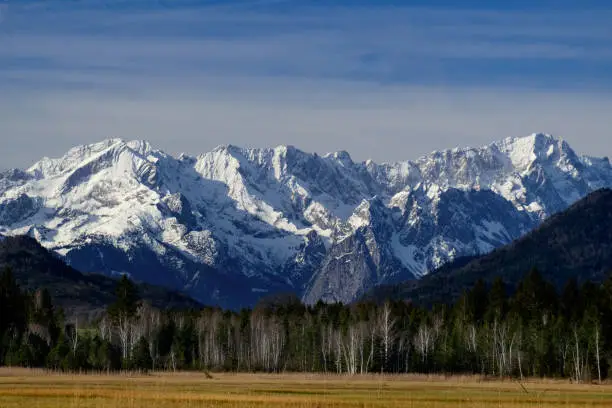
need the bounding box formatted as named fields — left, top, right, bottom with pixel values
left=1, top=369, right=612, bottom=407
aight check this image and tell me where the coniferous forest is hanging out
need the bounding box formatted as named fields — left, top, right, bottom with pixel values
left=2, top=266, right=612, bottom=382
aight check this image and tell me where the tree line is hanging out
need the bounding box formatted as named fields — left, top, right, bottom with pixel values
left=2, top=266, right=612, bottom=381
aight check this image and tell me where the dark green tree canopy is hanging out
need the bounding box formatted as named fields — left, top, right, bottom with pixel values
left=107, top=275, right=140, bottom=323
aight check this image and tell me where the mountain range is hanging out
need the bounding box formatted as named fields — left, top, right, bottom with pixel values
left=368, top=188, right=612, bottom=306
left=1, top=133, right=611, bottom=308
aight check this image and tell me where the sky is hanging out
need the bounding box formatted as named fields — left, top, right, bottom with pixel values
left=0, top=0, right=611, bottom=169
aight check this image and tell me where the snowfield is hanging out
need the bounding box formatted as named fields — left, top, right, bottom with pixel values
left=1, top=133, right=611, bottom=307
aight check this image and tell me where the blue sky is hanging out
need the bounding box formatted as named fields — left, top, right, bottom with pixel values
left=1, top=0, right=611, bottom=168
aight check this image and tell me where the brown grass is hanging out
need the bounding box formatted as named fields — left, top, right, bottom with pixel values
left=1, top=368, right=612, bottom=407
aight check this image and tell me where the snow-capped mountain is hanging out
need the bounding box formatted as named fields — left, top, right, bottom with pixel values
left=1, top=133, right=610, bottom=307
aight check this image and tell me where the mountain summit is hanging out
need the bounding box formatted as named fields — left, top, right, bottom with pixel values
left=1, top=134, right=611, bottom=308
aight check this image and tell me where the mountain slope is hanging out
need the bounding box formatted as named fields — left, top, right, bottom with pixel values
left=369, top=188, right=612, bottom=305
left=0, top=235, right=201, bottom=314
left=0, top=134, right=611, bottom=307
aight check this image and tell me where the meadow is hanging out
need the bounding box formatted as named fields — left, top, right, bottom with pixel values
left=1, top=369, right=612, bottom=407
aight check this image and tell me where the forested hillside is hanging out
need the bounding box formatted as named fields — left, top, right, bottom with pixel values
left=370, top=188, right=612, bottom=306
left=0, top=235, right=201, bottom=314
left=2, top=267, right=612, bottom=382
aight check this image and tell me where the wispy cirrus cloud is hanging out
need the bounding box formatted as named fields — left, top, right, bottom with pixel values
left=0, top=1, right=611, bottom=168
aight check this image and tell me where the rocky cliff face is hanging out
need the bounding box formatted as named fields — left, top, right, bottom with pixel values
left=1, top=134, right=610, bottom=307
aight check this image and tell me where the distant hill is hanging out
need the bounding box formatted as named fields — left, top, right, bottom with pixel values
left=0, top=235, right=202, bottom=314
left=369, top=188, right=612, bottom=306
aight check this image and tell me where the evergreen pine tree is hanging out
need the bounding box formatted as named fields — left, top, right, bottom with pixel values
left=132, top=337, right=153, bottom=371
left=107, top=275, right=140, bottom=323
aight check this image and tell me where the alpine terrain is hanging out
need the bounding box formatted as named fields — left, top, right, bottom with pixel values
left=368, top=188, right=612, bottom=306
left=1, top=133, right=611, bottom=308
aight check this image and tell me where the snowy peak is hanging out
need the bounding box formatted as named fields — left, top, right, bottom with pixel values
left=27, top=139, right=158, bottom=181
left=1, top=133, right=611, bottom=308
left=494, top=133, right=574, bottom=171
left=324, top=150, right=354, bottom=168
